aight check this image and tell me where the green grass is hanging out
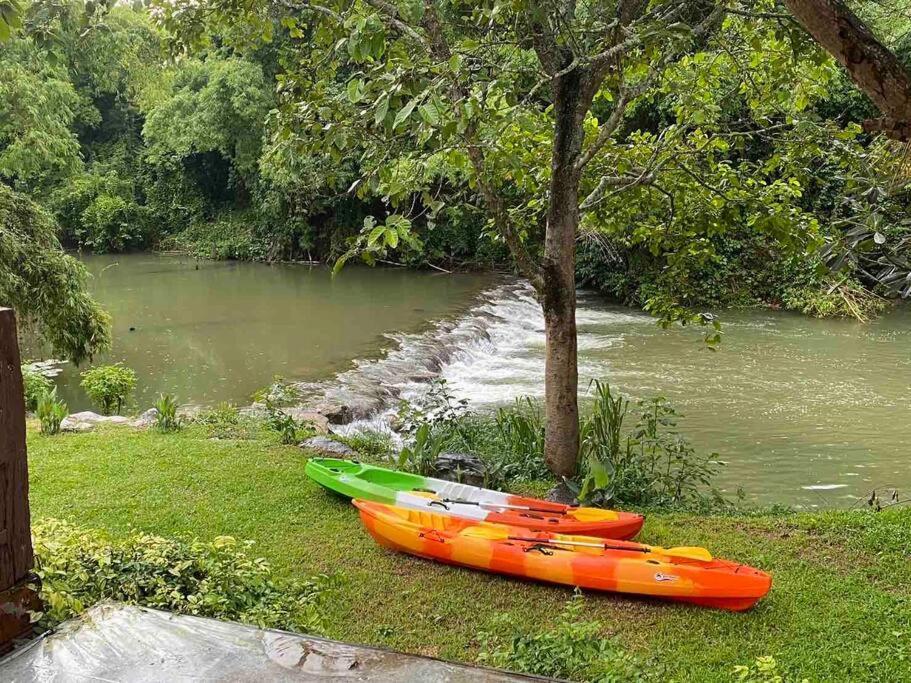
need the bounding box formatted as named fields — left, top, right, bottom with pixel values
left=26, top=424, right=910, bottom=681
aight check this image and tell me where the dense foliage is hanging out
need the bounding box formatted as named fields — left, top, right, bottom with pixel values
left=0, top=184, right=110, bottom=362
left=1, top=0, right=909, bottom=320
left=391, top=380, right=724, bottom=509
left=32, top=518, right=335, bottom=632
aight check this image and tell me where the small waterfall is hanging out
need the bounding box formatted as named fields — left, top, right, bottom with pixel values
left=295, top=280, right=654, bottom=433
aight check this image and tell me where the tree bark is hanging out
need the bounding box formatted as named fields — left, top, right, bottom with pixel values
left=783, top=0, right=911, bottom=141
left=541, top=68, right=585, bottom=479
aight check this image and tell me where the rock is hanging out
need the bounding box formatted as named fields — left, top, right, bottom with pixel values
left=177, top=404, right=204, bottom=421
left=129, top=408, right=159, bottom=428
left=61, top=411, right=131, bottom=432
left=432, top=452, right=487, bottom=487
left=545, top=481, right=578, bottom=505
left=298, top=436, right=356, bottom=458
left=282, top=408, right=330, bottom=434
left=313, top=402, right=353, bottom=425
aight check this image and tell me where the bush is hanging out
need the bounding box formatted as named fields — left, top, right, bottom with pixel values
left=572, top=382, right=727, bottom=510
left=32, top=518, right=336, bottom=633
left=22, top=364, right=52, bottom=412
left=154, top=393, right=181, bottom=432
left=80, top=363, right=137, bottom=415
left=477, top=593, right=650, bottom=682
left=36, top=388, right=67, bottom=435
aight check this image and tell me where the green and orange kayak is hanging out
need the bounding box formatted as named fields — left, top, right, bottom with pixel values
left=354, top=500, right=772, bottom=611
left=305, top=458, right=644, bottom=540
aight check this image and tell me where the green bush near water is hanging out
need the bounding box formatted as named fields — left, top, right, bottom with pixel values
left=80, top=363, right=137, bottom=415
left=394, top=380, right=723, bottom=510
left=22, top=364, right=53, bottom=412
left=32, top=518, right=336, bottom=633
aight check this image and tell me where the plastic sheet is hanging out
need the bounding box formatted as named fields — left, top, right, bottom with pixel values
left=0, top=603, right=544, bottom=681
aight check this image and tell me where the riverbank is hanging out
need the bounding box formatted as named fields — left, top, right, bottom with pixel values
left=26, top=421, right=910, bottom=681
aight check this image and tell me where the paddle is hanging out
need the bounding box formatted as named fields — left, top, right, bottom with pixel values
left=506, top=536, right=713, bottom=562
left=439, top=498, right=570, bottom=515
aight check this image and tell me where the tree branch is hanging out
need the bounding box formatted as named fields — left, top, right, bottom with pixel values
left=782, top=0, right=911, bottom=141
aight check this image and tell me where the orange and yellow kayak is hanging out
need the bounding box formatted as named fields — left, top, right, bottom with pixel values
left=354, top=500, right=771, bottom=611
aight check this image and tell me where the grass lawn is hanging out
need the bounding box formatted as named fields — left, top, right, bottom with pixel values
left=26, top=423, right=910, bottom=681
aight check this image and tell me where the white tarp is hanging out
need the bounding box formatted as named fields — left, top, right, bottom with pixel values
left=0, top=603, right=546, bottom=682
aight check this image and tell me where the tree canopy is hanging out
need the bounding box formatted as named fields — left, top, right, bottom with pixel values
left=0, top=184, right=110, bottom=362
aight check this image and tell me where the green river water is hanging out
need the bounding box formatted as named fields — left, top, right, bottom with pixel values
left=46, top=254, right=910, bottom=507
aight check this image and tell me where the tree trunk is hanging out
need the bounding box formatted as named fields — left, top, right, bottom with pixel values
left=541, top=69, right=585, bottom=479
left=783, top=0, right=911, bottom=141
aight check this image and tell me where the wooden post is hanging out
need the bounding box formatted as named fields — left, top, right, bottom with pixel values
left=0, top=308, right=40, bottom=653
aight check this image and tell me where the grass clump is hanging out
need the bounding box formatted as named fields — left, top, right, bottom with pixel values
left=36, top=388, right=67, bottom=435
left=32, top=518, right=336, bottom=633
left=154, top=393, right=182, bottom=432
left=477, top=592, right=651, bottom=682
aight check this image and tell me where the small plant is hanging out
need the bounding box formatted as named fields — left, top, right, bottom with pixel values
left=395, top=378, right=469, bottom=437
left=339, top=429, right=395, bottom=460
left=80, top=363, right=137, bottom=415
left=733, top=656, right=808, bottom=683
left=31, top=518, right=336, bottom=633
left=397, top=423, right=444, bottom=475
left=571, top=381, right=726, bottom=510
left=36, top=388, right=68, bottom=435
left=198, top=402, right=260, bottom=440
left=154, top=393, right=182, bottom=432
left=493, top=397, right=549, bottom=480
left=251, top=376, right=301, bottom=407
left=22, top=364, right=53, bottom=412
left=264, top=401, right=313, bottom=445
left=477, top=592, right=650, bottom=682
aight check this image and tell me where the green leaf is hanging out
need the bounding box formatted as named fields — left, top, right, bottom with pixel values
left=385, top=228, right=399, bottom=248
left=346, top=78, right=364, bottom=104
left=418, top=103, right=439, bottom=126
left=393, top=97, right=419, bottom=130
left=367, top=224, right=386, bottom=246
left=374, top=97, right=389, bottom=126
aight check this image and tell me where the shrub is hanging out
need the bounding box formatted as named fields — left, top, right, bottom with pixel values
left=22, top=364, right=53, bottom=412
left=396, top=423, right=444, bottom=476
left=572, top=382, right=727, bottom=510
left=264, top=401, right=314, bottom=445
left=80, top=363, right=137, bottom=415
left=154, top=393, right=181, bottom=432
left=477, top=593, right=650, bottom=682
left=36, top=388, right=67, bottom=435
left=31, top=518, right=336, bottom=633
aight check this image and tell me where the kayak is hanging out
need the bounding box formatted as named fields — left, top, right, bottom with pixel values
left=305, top=457, right=644, bottom=540
left=354, top=500, right=772, bottom=611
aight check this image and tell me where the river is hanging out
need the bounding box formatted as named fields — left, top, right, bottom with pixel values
left=49, top=253, right=910, bottom=507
